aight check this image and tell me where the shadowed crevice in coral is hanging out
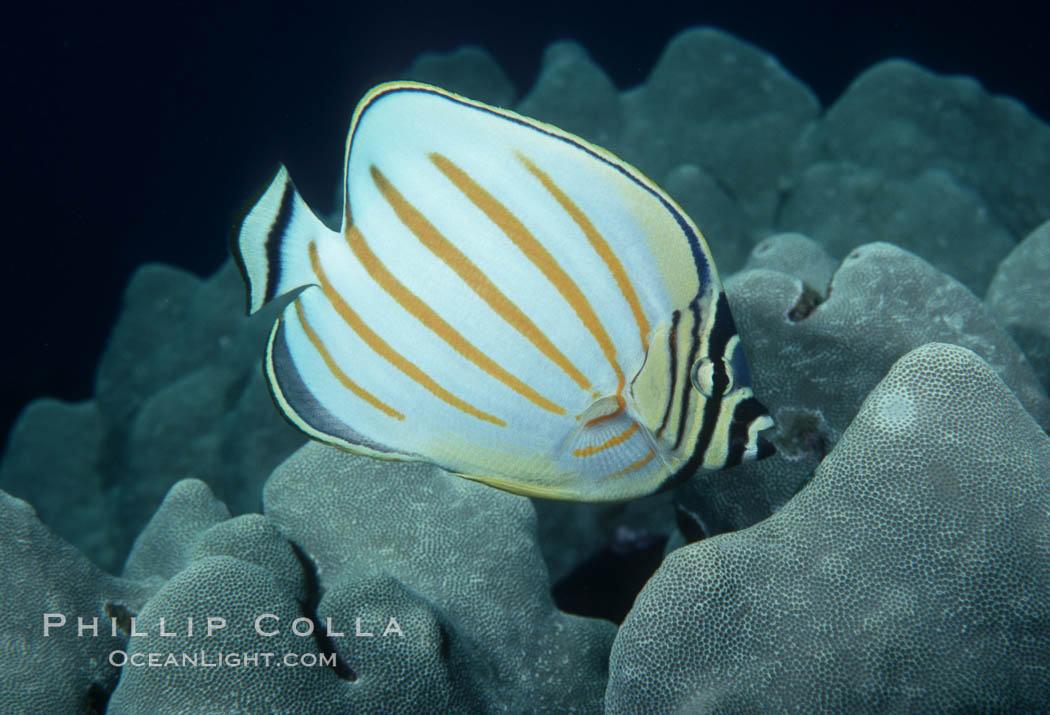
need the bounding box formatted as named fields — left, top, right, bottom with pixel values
left=787, top=284, right=823, bottom=321
left=289, top=540, right=356, bottom=682
left=552, top=527, right=667, bottom=624
left=85, top=680, right=109, bottom=715
left=103, top=602, right=135, bottom=636
left=674, top=501, right=708, bottom=543
left=775, top=408, right=833, bottom=460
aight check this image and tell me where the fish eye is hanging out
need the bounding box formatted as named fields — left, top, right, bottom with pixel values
left=690, top=357, right=734, bottom=397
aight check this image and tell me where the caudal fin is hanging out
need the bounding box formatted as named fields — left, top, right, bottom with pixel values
left=231, top=165, right=332, bottom=315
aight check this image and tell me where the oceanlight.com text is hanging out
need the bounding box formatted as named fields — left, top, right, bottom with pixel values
left=108, top=650, right=338, bottom=668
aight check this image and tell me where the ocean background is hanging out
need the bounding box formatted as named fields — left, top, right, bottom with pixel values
left=2, top=2, right=1047, bottom=451
left=2, top=1, right=1049, bottom=712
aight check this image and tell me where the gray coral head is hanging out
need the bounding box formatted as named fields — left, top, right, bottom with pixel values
left=607, top=343, right=1050, bottom=712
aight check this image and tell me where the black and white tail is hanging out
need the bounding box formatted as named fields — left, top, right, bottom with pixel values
left=231, top=165, right=333, bottom=315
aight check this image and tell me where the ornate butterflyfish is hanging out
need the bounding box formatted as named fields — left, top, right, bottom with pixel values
left=232, top=81, right=775, bottom=502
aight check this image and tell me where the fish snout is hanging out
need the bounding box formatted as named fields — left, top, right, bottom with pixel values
left=754, top=432, right=776, bottom=460
left=736, top=405, right=775, bottom=464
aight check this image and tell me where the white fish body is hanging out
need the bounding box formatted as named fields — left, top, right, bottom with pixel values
left=233, top=82, right=774, bottom=502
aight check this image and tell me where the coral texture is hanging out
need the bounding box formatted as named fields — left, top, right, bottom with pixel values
left=105, top=451, right=614, bottom=713
left=779, top=163, right=1015, bottom=293
left=0, top=262, right=305, bottom=570
left=986, top=219, right=1050, bottom=388
left=264, top=444, right=615, bottom=712
left=804, top=59, right=1050, bottom=238
left=677, top=238, right=1049, bottom=538
left=608, top=344, right=1050, bottom=713
left=0, top=492, right=150, bottom=713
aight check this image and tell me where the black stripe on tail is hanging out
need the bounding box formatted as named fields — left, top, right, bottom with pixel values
left=262, top=179, right=296, bottom=305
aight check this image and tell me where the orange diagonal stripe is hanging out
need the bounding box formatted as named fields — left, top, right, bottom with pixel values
left=517, top=152, right=650, bottom=352
left=308, top=242, right=504, bottom=426
left=573, top=422, right=639, bottom=457
left=345, top=225, right=565, bottom=415
left=600, top=449, right=656, bottom=482
left=583, top=394, right=626, bottom=428
left=369, top=164, right=591, bottom=391
left=294, top=300, right=404, bottom=420
left=430, top=152, right=625, bottom=393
